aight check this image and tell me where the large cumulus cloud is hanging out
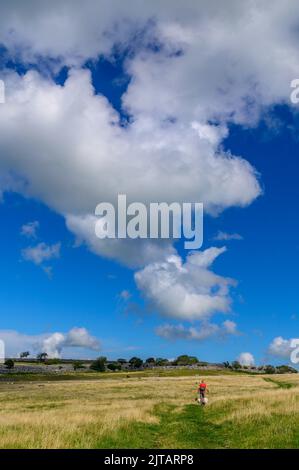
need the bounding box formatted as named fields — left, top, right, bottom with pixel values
left=0, top=67, right=261, bottom=270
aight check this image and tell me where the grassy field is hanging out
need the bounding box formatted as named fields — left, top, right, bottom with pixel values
left=0, top=371, right=299, bottom=448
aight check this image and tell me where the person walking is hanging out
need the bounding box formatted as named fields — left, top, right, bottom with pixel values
left=197, top=379, right=208, bottom=405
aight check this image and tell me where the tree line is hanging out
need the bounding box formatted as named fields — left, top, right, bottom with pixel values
left=3, top=353, right=297, bottom=374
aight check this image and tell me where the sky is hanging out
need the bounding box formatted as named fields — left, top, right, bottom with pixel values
left=0, top=0, right=298, bottom=365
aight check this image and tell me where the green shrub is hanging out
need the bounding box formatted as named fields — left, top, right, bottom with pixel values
left=276, top=365, right=298, bottom=374
left=90, top=357, right=106, bottom=372
left=173, top=355, right=199, bottom=366
left=129, top=357, right=143, bottom=369
left=107, top=363, right=121, bottom=371
left=4, top=359, right=14, bottom=369
left=36, top=352, right=48, bottom=362
left=231, top=361, right=241, bottom=370
left=264, top=365, right=276, bottom=374
left=155, top=358, right=169, bottom=366
left=73, top=361, right=85, bottom=371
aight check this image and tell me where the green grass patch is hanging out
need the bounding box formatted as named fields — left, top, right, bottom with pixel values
left=263, top=378, right=295, bottom=389
left=93, top=399, right=299, bottom=449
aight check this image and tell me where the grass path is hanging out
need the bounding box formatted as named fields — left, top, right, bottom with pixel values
left=263, top=377, right=295, bottom=389
left=94, top=403, right=228, bottom=448
left=95, top=396, right=299, bottom=449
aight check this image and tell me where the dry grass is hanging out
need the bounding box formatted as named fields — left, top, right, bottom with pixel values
left=0, top=373, right=299, bottom=448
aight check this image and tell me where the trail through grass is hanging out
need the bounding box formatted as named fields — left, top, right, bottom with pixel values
left=263, top=377, right=295, bottom=389
left=96, top=398, right=299, bottom=449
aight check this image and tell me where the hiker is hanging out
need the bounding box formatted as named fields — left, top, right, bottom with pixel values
left=197, top=379, right=208, bottom=405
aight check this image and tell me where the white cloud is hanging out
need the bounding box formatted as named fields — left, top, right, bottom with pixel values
left=0, top=0, right=132, bottom=66
left=122, top=1, right=299, bottom=126
left=0, top=67, right=261, bottom=217
left=65, top=327, right=99, bottom=349
left=21, top=242, right=60, bottom=265
left=66, top=213, right=175, bottom=268
left=268, top=336, right=298, bottom=358
left=41, top=332, right=65, bottom=358
left=0, top=0, right=298, bottom=109
left=41, top=327, right=100, bottom=358
left=21, top=220, right=39, bottom=238
left=135, top=247, right=235, bottom=321
left=223, top=320, right=238, bottom=335
left=213, top=231, right=243, bottom=241
left=119, top=290, right=131, bottom=301
left=156, top=319, right=238, bottom=341
left=237, top=352, right=255, bottom=366
left=0, top=330, right=37, bottom=358
left=0, top=327, right=100, bottom=358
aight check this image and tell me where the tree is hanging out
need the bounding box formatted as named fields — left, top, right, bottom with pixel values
left=37, top=352, right=48, bottom=362
left=20, top=351, right=30, bottom=358
left=4, top=359, right=14, bottom=369
left=117, top=358, right=127, bottom=364
left=188, top=356, right=199, bottom=364
left=145, top=357, right=156, bottom=364
left=73, top=361, right=85, bottom=371
left=264, top=365, right=276, bottom=374
left=107, top=363, right=121, bottom=371
left=90, top=356, right=107, bottom=372
left=231, top=360, right=241, bottom=370
left=223, top=361, right=230, bottom=369
left=173, top=355, right=199, bottom=366
left=129, top=357, right=143, bottom=369
left=155, top=358, right=169, bottom=366
left=276, top=365, right=298, bottom=374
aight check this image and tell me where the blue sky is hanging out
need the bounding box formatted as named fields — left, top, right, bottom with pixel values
left=0, top=1, right=298, bottom=364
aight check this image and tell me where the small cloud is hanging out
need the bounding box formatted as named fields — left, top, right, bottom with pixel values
left=268, top=336, right=298, bottom=358
left=213, top=231, right=243, bottom=241
left=21, top=221, right=39, bottom=239
left=237, top=352, right=254, bottom=366
left=65, top=327, right=100, bottom=351
left=222, top=320, right=238, bottom=335
left=156, top=320, right=239, bottom=341
left=21, top=242, right=61, bottom=266
left=42, top=266, right=53, bottom=279
left=124, top=345, right=139, bottom=351
left=119, top=290, right=131, bottom=301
